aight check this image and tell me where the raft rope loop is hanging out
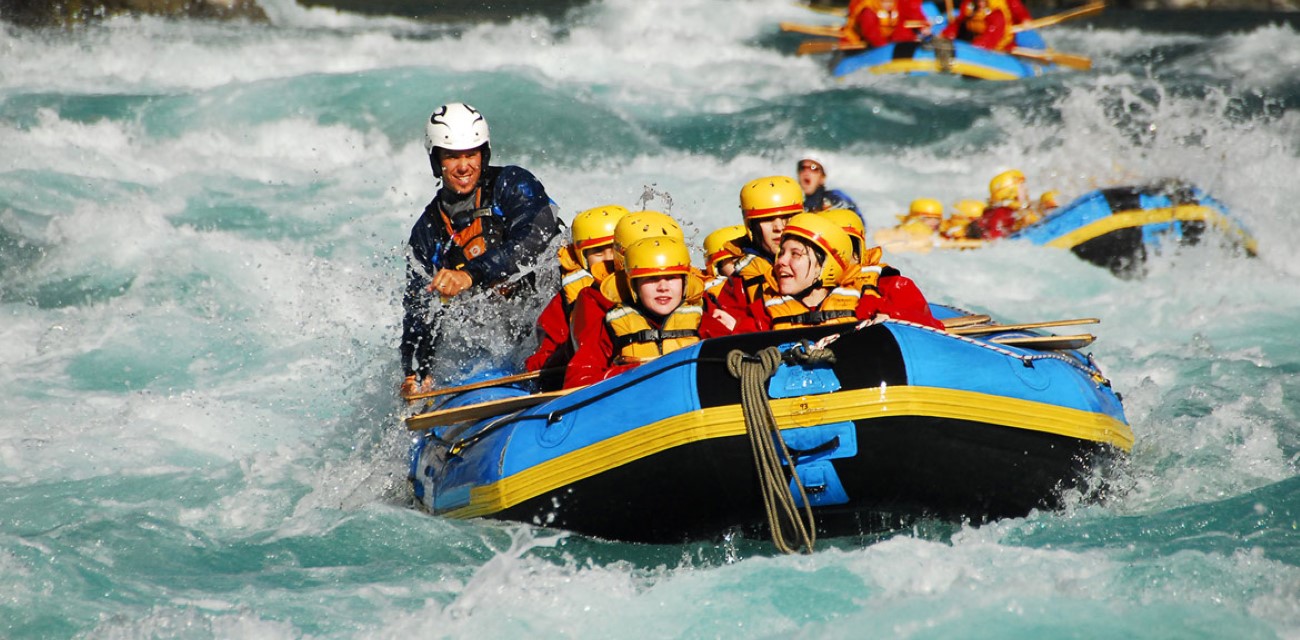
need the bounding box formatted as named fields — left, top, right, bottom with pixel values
left=726, top=345, right=822, bottom=555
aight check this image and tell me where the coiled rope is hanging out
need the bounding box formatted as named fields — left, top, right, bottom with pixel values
left=726, top=346, right=817, bottom=555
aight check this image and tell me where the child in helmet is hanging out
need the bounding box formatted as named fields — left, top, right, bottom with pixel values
left=564, top=236, right=734, bottom=388
left=702, top=224, right=747, bottom=298
left=524, top=205, right=629, bottom=386
left=726, top=213, right=943, bottom=331
left=713, top=176, right=805, bottom=312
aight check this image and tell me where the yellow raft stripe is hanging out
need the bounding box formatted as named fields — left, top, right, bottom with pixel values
left=868, top=59, right=1020, bottom=81
left=1044, top=205, right=1259, bottom=253
left=443, top=385, right=1133, bottom=519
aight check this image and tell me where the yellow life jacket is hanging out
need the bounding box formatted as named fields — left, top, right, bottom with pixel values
left=556, top=244, right=595, bottom=308
left=763, top=286, right=862, bottom=329
left=759, top=258, right=888, bottom=329
left=704, top=274, right=728, bottom=299
left=600, top=272, right=707, bottom=364
left=732, top=252, right=776, bottom=304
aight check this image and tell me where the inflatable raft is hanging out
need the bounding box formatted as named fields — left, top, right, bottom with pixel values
left=832, top=6, right=1051, bottom=80
left=406, top=307, right=1131, bottom=545
left=1011, top=181, right=1259, bottom=276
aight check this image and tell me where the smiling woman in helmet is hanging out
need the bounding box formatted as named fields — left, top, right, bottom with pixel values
left=563, top=236, right=734, bottom=389
left=725, top=213, right=943, bottom=331
left=401, top=102, right=563, bottom=397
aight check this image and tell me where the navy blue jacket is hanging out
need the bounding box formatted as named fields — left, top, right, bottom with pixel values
left=401, top=165, right=561, bottom=378
left=804, top=186, right=861, bottom=216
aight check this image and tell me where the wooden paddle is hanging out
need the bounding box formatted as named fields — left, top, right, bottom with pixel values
left=949, top=317, right=1100, bottom=336
left=940, top=314, right=993, bottom=329
left=1011, top=1, right=1106, bottom=33
left=405, top=387, right=583, bottom=431
left=1009, top=47, right=1093, bottom=70
left=991, top=334, right=1095, bottom=350
left=797, top=39, right=867, bottom=56
left=780, top=21, right=843, bottom=38
left=402, top=369, right=548, bottom=402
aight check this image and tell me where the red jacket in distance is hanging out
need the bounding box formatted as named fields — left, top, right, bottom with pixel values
left=850, top=0, right=930, bottom=48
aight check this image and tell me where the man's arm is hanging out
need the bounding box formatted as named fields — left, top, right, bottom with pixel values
left=461, top=166, right=562, bottom=288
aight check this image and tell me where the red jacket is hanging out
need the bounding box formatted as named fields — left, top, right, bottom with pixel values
left=970, top=205, right=1017, bottom=239
left=725, top=273, right=944, bottom=332
left=852, top=0, right=930, bottom=48
left=941, top=0, right=1020, bottom=51
left=524, top=291, right=571, bottom=373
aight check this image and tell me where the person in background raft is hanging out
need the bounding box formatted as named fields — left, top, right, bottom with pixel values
left=942, top=0, right=1032, bottom=53
left=401, top=102, right=563, bottom=398
left=714, top=176, right=805, bottom=313
left=724, top=213, right=943, bottom=331
left=524, top=204, right=628, bottom=389
left=966, top=169, right=1040, bottom=240
left=563, top=236, right=734, bottom=389
left=941, top=199, right=986, bottom=241
left=797, top=155, right=862, bottom=218
left=702, top=224, right=747, bottom=299
left=841, top=0, right=932, bottom=50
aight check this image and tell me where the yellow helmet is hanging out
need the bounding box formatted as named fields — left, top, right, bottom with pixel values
left=782, top=213, right=852, bottom=287
left=952, top=199, right=986, bottom=219
left=1039, top=190, right=1061, bottom=209
left=570, top=205, right=629, bottom=269
left=702, top=224, right=746, bottom=276
left=612, top=210, right=685, bottom=272
left=908, top=198, right=944, bottom=219
left=989, top=169, right=1026, bottom=204
left=818, top=208, right=866, bottom=259
left=739, top=175, right=804, bottom=223
left=622, top=236, right=692, bottom=303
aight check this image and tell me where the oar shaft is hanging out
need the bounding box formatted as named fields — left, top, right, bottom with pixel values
left=949, top=317, right=1100, bottom=335
left=403, top=369, right=547, bottom=402
left=1012, top=0, right=1105, bottom=33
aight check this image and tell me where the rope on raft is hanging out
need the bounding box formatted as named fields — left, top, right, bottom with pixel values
left=726, top=345, right=822, bottom=555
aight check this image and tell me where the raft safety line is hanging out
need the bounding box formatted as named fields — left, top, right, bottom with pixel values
left=727, top=346, right=817, bottom=555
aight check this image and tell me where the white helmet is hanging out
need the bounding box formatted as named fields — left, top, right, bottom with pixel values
left=425, top=102, right=491, bottom=177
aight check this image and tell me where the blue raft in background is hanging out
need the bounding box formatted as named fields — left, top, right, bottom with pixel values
left=1013, top=180, right=1259, bottom=276
left=832, top=4, right=1051, bottom=80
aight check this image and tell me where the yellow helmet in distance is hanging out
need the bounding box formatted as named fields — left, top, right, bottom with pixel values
left=570, top=204, right=629, bottom=269
left=908, top=198, right=944, bottom=219
left=989, top=169, right=1026, bottom=204
left=782, top=212, right=853, bottom=288
left=952, top=199, right=986, bottom=219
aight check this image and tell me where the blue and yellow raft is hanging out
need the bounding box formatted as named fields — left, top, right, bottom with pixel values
left=1013, top=181, right=1259, bottom=276
left=406, top=306, right=1131, bottom=544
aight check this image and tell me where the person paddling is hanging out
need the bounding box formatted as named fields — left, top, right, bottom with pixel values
left=797, top=155, right=862, bottom=218
left=401, top=102, right=563, bottom=398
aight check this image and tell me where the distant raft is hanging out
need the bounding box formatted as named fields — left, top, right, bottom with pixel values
left=875, top=182, right=1258, bottom=277
left=405, top=305, right=1131, bottom=546
left=1011, top=181, right=1259, bottom=276
left=831, top=7, right=1054, bottom=81
left=833, top=37, right=1046, bottom=80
